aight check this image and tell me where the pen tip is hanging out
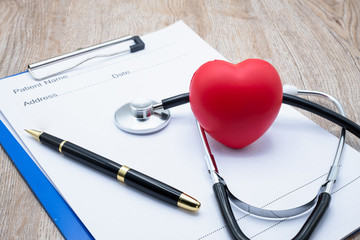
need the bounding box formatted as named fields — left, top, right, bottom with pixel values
left=25, top=129, right=42, bottom=141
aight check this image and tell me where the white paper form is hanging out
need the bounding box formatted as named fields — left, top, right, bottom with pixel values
left=1, top=21, right=360, bottom=239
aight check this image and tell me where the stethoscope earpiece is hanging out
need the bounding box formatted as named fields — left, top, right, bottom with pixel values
left=114, top=98, right=171, bottom=134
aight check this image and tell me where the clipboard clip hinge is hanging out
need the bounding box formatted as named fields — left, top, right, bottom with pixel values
left=130, top=36, right=145, bottom=52
left=28, top=35, right=145, bottom=81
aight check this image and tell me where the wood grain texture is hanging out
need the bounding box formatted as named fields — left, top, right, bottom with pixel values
left=0, top=0, right=359, bottom=239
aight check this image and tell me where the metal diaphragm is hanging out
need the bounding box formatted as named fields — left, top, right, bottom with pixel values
left=114, top=98, right=171, bottom=134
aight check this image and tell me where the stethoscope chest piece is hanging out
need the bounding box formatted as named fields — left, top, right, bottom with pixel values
left=114, top=98, right=171, bottom=134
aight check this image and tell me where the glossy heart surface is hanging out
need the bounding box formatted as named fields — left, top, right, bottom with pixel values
left=189, top=59, right=283, bottom=149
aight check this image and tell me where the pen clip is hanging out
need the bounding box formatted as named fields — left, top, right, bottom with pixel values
left=28, top=35, right=145, bottom=81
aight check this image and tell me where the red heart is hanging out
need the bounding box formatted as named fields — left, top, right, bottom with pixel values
left=189, top=59, right=283, bottom=149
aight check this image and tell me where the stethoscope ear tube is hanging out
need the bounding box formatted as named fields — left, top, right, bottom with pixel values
left=293, top=192, right=331, bottom=240
left=213, top=182, right=249, bottom=240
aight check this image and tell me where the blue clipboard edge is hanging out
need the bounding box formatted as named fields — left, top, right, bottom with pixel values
left=1, top=70, right=28, bottom=79
left=0, top=71, right=94, bottom=239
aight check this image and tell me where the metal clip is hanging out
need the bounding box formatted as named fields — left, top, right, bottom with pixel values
left=28, top=36, right=145, bottom=80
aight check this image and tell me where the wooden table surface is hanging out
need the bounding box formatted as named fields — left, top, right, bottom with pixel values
left=1, top=0, right=359, bottom=239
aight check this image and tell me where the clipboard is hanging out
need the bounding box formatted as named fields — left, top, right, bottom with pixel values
left=0, top=35, right=145, bottom=239
left=1, top=21, right=360, bottom=239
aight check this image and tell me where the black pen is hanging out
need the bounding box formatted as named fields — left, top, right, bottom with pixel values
left=25, top=129, right=200, bottom=211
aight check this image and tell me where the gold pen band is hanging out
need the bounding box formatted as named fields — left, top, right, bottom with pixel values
left=177, top=193, right=201, bottom=212
left=59, top=140, right=67, bottom=153
left=117, top=165, right=130, bottom=182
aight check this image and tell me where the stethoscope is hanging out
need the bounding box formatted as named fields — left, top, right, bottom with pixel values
left=113, top=68, right=360, bottom=239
